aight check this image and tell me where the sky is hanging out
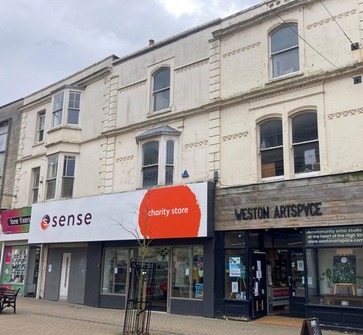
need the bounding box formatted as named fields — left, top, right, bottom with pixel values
left=0, top=0, right=261, bottom=107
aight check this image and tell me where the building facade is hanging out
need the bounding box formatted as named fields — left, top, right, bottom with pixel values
left=0, top=0, right=363, bottom=331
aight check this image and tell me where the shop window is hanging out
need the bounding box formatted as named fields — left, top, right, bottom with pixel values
left=259, top=119, right=284, bottom=178
left=292, top=112, right=320, bottom=174
left=101, top=248, right=128, bottom=295
left=224, top=232, right=247, bottom=300
left=171, top=246, right=204, bottom=299
left=270, top=23, right=299, bottom=78
left=1, top=246, right=28, bottom=287
left=152, top=67, right=170, bottom=112
left=307, top=247, right=363, bottom=306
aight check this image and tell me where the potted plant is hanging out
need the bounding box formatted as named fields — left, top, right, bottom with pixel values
left=321, top=268, right=333, bottom=294
left=356, top=275, right=363, bottom=296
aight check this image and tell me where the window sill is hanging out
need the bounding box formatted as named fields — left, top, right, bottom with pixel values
left=266, top=71, right=304, bottom=85
left=294, top=171, right=321, bottom=178
left=147, top=107, right=171, bottom=118
left=261, top=175, right=284, bottom=182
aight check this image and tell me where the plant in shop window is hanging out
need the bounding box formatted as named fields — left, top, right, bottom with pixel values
left=356, top=275, right=363, bottom=296
left=320, top=268, right=333, bottom=294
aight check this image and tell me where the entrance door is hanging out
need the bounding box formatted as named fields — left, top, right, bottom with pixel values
left=288, top=250, right=306, bottom=317
left=251, top=251, right=267, bottom=319
left=59, top=253, right=71, bottom=301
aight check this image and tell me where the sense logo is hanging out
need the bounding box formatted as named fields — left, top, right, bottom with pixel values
left=40, top=215, right=50, bottom=230
left=138, top=185, right=201, bottom=239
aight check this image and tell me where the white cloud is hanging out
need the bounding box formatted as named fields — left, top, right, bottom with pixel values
left=0, top=0, right=261, bottom=106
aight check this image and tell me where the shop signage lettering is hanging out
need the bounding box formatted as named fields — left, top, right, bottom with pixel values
left=7, top=215, right=31, bottom=226
left=234, top=202, right=322, bottom=221
left=51, top=213, right=92, bottom=227
left=40, top=213, right=92, bottom=230
left=306, top=226, right=363, bottom=247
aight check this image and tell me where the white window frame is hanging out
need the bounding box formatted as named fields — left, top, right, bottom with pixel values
left=52, top=89, right=81, bottom=128
left=259, top=119, right=284, bottom=179
left=140, top=136, right=177, bottom=188
left=37, top=111, right=45, bottom=142
left=46, top=154, right=77, bottom=200
left=31, top=167, right=41, bottom=203
left=152, top=67, right=171, bottom=112
left=291, top=112, right=320, bottom=176
left=61, top=155, right=76, bottom=198
left=270, top=23, right=299, bottom=79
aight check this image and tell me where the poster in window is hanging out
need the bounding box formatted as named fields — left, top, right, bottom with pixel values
left=333, top=255, right=356, bottom=283
left=229, top=257, right=241, bottom=278
left=304, top=149, right=316, bottom=165
left=195, top=283, right=203, bottom=298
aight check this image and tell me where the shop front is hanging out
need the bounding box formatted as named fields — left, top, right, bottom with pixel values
left=29, top=182, right=215, bottom=317
left=214, top=171, right=363, bottom=330
left=0, top=207, right=40, bottom=297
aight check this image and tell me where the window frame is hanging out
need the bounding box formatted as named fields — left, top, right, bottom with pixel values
left=291, top=111, right=320, bottom=175
left=31, top=167, right=41, bottom=203
left=45, top=154, right=77, bottom=200
left=52, top=89, right=82, bottom=128
left=141, top=137, right=176, bottom=188
left=259, top=118, right=284, bottom=179
left=61, top=155, right=76, bottom=198
left=152, top=67, right=171, bottom=112
left=37, top=111, right=45, bottom=143
left=270, top=23, right=300, bottom=79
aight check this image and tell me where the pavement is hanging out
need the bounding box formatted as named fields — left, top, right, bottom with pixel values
left=0, top=296, right=357, bottom=335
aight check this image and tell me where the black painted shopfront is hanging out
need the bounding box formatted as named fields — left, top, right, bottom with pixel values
left=214, top=171, right=363, bottom=331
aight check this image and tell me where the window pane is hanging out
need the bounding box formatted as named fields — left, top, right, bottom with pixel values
left=143, top=141, right=159, bottom=165
left=261, top=148, right=284, bottom=177
left=153, top=68, right=170, bottom=112
left=172, top=246, right=203, bottom=299
left=68, top=92, right=80, bottom=109
left=53, top=92, right=64, bottom=127
left=46, top=179, right=56, bottom=199
left=294, top=141, right=320, bottom=173
left=47, top=156, right=58, bottom=179
left=63, top=156, right=75, bottom=177
left=224, top=249, right=247, bottom=299
left=166, top=140, right=174, bottom=164
left=292, top=113, right=318, bottom=143
left=38, top=113, right=45, bottom=142
left=165, top=166, right=173, bottom=185
left=101, top=248, right=128, bottom=294
left=260, top=120, right=282, bottom=148
left=154, top=90, right=170, bottom=111
left=0, top=152, right=5, bottom=178
left=271, top=24, right=298, bottom=53
left=272, top=48, right=299, bottom=77
left=68, top=92, right=80, bottom=124
left=260, top=120, right=283, bottom=178
left=143, top=166, right=158, bottom=187
left=61, top=177, right=74, bottom=198
left=154, top=68, right=170, bottom=91
left=32, top=167, right=40, bottom=203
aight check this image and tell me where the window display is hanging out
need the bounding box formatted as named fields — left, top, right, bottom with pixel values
left=101, top=248, right=128, bottom=294
left=2, top=246, right=28, bottom=287
left=224, top=232, right=246, bottom=299
left=171, top=246, right=203, bottom=299
left=307, top=247, right=363, bottom=307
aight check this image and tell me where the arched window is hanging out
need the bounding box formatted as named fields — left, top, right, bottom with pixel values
left=153, top=67, right=170, bottom=112
left=259, top=119, right=284, bottom=178
left=292, top=112, right=320, bottom=173
left=271, top=23, right=299, bottom=78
